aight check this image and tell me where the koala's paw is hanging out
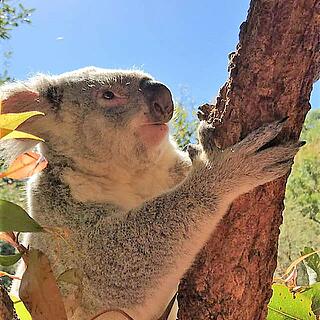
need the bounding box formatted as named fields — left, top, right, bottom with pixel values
left=228, top=118, right=305, bottom=193
left=248, top=140, right=305, bottom=184
left=191, top=117, right=304, bottom=201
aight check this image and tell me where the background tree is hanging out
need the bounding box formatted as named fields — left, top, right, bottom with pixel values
left=286, top=110, right=320, bottom=222
left=0, top=0, right=34, bottom=84
left=177, top=1, right=320, bottom=319
left=278, top=109, right=320, bottom=273
left=171, top=103, right=197, bottom=150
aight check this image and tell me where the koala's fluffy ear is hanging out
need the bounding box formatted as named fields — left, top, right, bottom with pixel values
left=2, top=90, right=40, bottom=113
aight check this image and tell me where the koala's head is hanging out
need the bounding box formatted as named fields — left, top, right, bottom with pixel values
left=1, top=67, right=175, bottom=171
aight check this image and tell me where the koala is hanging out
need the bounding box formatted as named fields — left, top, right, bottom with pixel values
left=0, top=67, right=302, bottom=320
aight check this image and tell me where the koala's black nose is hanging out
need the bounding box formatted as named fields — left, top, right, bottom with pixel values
left=140, top=79, right=174, bottom=123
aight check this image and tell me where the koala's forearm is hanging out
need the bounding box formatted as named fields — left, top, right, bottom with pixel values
left=83, top=180, right=228, bottom=317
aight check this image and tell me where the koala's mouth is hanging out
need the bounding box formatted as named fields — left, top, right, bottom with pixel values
left=140, top=123, right=169, bottom=134
left=141, top=121, right=169, bottom=127
left=137, top=115, right=170, bottom=139
left=151, top=123, right=168, bottom=126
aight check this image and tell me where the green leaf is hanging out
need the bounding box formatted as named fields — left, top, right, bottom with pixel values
left=0, top=111, right=44, bottom=131
left=10, top=295, right=32, bottom=320
left=311, top=295, right=320, bottom=317
left=301, top=247, right=320, bottom=282
left=0, top=253, right=22, bottom=266
left=0, top=199, right=43, bottom=232
left=267, top=284, right=316, bottom=320
left=303, top=283, right=320, bottom=317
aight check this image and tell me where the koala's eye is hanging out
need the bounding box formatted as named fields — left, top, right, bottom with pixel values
left=98, top=89, right=127, bottom=107
left=102, top=91, right=115, bottom=100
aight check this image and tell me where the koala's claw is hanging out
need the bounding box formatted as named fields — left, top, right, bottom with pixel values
left=257, top=140, right=304, bottom=162
left=249, top=139, right=304, bottom=186
left=233, top=118, right=289, bottom=154
left=278, top=116, right=289, bottom=124
left=298, top=141, right=307, bottom=147
left=264, top=158, right=294, bottom=179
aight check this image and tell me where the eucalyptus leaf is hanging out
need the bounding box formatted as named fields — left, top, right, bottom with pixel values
left=303, top=283, right=320, bottom=317
left=19, top=249, right=68, bottom=319
left=301, top=247, right=320, bottom=283
left=0, top=128, right=44, bottom=141
left=267, top=284, right=316, bottom=319
left=10, top=295, right=32, bottom=320
left=0, top=111, right=44, bottom=130
left=0, top=199, right=43, bottom=232
left=0, top=253, right=22, bottom=266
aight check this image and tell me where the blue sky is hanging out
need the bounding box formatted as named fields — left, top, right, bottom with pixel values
left=2, top=0, right=319, bottom=110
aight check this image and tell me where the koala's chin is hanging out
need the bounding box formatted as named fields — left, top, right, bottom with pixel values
left=137, top=123, right=170, bottom=148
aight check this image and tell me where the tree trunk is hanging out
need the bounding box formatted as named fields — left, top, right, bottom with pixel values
left=178, top=1, right=320, bottom=319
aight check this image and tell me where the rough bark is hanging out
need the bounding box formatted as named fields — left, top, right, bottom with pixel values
left=0, top=286, right=14, bottom=320
left=178, top=1, right=320, bottom=319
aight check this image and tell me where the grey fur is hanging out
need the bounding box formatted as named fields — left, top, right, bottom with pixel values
left=0, top=67, right=301, bottom=320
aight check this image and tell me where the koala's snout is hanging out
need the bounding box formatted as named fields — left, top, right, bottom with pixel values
left=140, top=79, right=174, bottom=123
